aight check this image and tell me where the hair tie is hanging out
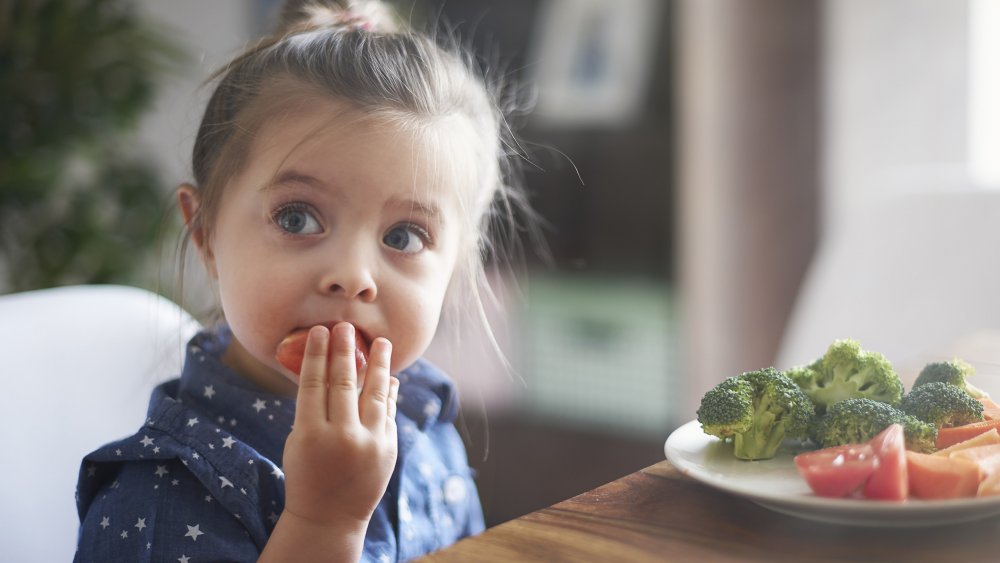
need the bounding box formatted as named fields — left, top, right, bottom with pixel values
left=293, top=2, right=397, bottom=34
left=335, top=9, right=373, bottom=31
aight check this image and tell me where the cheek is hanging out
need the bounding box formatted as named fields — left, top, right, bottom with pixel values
left=385, top=274, right=452, bottom=373
left=212, top=241, right=301, bottom=356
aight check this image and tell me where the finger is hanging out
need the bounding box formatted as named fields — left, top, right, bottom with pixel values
left=356, top=355, right=367, bottom=392
left=387, top=376, right=399, bottom=421
left=293, top=326, right=330, bottom=427
left=327, top=322, right=360, bottom=425
left=359, top=337, right=392, bottom=429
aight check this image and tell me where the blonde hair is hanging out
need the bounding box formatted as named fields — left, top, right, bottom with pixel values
left=182, top=0, right=537, bottom=361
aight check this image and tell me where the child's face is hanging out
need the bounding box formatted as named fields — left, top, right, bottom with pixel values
left=186, top=100, right=464, bottom=395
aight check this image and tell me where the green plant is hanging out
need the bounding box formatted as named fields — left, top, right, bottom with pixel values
left=0, top=0, right=183, bottom=292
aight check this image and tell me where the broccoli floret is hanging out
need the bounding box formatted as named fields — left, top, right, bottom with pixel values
left=695, top=376, right=754, bottom=438
left=697, top=367, right=815, bottom=460
left=787, top=339, right=904, bottom=414
left=813, top=398, right=937, bottom=453
left=901, top=381, right=984, bottom=428
left=913, top=359, right=988, bottom=399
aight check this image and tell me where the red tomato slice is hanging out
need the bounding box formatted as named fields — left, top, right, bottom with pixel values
left=863, top=424, right=908, bottom=501
left=794, top=444, right=879, bottom=498
left=275, top=327, right=368, bottom=375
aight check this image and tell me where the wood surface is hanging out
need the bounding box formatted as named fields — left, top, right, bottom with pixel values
left=420, top=460, right=1000, bottom=562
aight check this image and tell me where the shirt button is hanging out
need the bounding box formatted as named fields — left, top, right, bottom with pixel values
left=443, top=475, right=466, bottom=505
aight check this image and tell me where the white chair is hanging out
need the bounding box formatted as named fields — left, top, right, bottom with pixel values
left=0, top=285, right=200, bottom=563
left=776, top=188, right=1000, bottom=390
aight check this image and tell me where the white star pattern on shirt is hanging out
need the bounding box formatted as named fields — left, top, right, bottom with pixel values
left=187, top=417, right=199, bottom=427
left=221, top=436, right=236, bottom=449
left=252, top=398, right=267, bottom=412
left=99, top=516, right=110, bottom=529
left=184, top=524, right=204, bottom=541
left=399, top=493, right=412, bottom=522
left=154, top=465, right=169, bottom=478
left=423, top=400, right=439, bottom=419
left=219, top=476, right=234, bottom=488
left=135, top=517, right=146, bottom=531
left=120, top=530, right=128, bottom=539
left=178, top=556, right=190, bottom=563
left=204, top=385, right=216, bottom=399
left=140, top=435, right=154, bottom=448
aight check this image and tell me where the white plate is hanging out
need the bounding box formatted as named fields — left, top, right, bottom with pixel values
left=664, top=420, right=1000, bottom=527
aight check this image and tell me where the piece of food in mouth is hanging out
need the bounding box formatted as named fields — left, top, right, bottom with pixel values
left=275, top=326, right=368, bottom=375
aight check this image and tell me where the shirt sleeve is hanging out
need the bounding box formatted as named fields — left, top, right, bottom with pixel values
left=75, top=459, right=260, bottom=563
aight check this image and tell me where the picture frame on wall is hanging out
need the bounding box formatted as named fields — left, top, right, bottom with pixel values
left=528, top=0, right=662, bottom=128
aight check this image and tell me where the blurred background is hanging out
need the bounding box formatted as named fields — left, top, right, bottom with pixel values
left=4, top=0, right=1000, bottom=528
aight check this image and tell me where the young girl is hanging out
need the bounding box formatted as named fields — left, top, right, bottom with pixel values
left=74, top=1, right=533, bottom=561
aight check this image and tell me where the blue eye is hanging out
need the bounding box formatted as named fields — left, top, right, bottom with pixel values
left=383, top=224, right=428, bottom=253
left=273, top=204, right=322, bottom=235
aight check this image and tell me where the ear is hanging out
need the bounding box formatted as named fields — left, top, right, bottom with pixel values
left=177, top=184, right=218, bottom=278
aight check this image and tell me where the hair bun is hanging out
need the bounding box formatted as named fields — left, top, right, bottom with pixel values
left=278, top=0, right=400, bottom=34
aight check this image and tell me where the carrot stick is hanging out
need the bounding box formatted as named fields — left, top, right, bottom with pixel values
left=935, top=428, right=1000, bottom=457
left=936, top=419, right=1000, bottom=450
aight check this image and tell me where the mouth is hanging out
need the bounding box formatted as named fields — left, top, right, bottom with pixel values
left=275, top=323, right=370, bottom=376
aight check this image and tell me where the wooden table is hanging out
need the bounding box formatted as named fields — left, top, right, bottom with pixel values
left=421, top=460, right=1000, bottom=562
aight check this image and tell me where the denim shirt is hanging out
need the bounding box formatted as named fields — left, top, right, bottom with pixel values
left=75, top=328, right=484, bottom=562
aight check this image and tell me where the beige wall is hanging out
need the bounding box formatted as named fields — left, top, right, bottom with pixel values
left=677, top=0, right=974, bottom=418
left=676, top=0, right=820, bottom=414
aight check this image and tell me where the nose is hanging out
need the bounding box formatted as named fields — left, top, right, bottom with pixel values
left=318, top=247, right=378, bottom=302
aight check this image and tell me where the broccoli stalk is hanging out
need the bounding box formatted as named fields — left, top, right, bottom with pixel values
left=697, top=368, right=815, bottom=460
left=786, top=339, right=904, bottom=414
left=735, top=392, right=785, bottom=460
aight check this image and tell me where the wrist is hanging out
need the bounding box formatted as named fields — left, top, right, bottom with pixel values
left=279, top=508, right=370, bottom=537
left=260, top=510, right=370, bottom=563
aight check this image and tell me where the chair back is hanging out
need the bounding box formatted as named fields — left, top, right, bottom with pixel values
left=0, top=285, right=200, bottom=562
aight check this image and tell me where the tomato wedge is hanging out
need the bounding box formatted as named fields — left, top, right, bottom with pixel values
left=863, top=424, right=908, bottom=501
left=275, top=326, right=368, bottom=375
left=794, top=444, right=879, bottom=498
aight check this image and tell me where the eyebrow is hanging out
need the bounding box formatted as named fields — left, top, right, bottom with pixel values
left=387, top=195, right=441, bottom=221
left=263, top=169, right=442, bottom=219
left=261, top=170, right=323, bottom=191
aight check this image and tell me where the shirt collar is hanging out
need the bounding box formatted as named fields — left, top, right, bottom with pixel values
left=177, top=327, right=295, bottom=462
left=395, top=358, right=459, bottom=430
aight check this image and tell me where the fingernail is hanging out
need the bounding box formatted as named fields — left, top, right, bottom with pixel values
left=376, top=337, right=391, bottom=363
left=309, top=325, right=328, bottom=341
left=335, top=322, right=354, bottom=342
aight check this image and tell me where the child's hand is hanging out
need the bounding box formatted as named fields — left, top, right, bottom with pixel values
left=281, top=323, right=399, bottom=529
